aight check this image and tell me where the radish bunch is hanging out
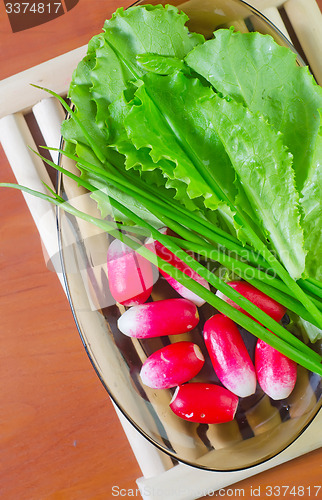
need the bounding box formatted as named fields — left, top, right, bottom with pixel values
left=107, top=233, right=298, bottom=424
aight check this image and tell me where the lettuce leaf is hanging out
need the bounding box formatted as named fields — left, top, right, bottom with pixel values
left=122, top=71, right=305, bottom=278
left=60, top=5, right=318, bottom=283
left=124, top=73, right=235, bottom=210
left=301, top=113, right=322, bottom=280
left=108, top=90, right=204, bottom=214
left=201, top=91, right=305, bottom=280
left=90, top=4, right=204, bottom=125
left=61, top=35, right=108, bottom=154
left=62, top=4, right=204, bottom=156
left=103, top=5, right=204, bottom=62
left=61, top=4, right=208, bottom=216
left=185, top=28, right=322, bottom=191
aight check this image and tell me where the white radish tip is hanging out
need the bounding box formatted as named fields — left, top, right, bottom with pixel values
left=265, top=384, right=295, bottom=401
left=170, top=386, right=180, bottom=405
left=139, top=366, right=152, bottom=388
left=145, top=227, right=168, bottom=245
left=117, top=313, right=134, bottom=337
left=192, top=297, right=206, bottom=307
left=174, top=284, right=204, bottom=306
left=232, top=400, right=238, bottom=419
left=237, top=378, right=257, bottom=398
left=193, top=344, right=205, bottom=362
left=145, top=236, right=154, bottom=245
left=215, top=290, right=227, bottom=301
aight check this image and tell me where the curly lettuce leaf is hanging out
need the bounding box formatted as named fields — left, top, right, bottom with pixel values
left=62, top=3, right=207, bottom=214
left=103, top=4, right=204, bottom=62
left=107, top=90, right=204, bottom=214
left=123, top=73, right=235, bottom=210
left=185, top=28, right=322, bottom=191
left=89, top=36, right=134, bottom=128
left=61, top=35, right=109, bottom=155
left=90, top=4, right=204, bottom=124
left=62, top=5, right=204, bottom=158
left=136, top=53, right=188, bottom=75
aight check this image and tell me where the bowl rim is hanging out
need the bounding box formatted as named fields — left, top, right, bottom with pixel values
left=56, top=0, right=321, bottom=472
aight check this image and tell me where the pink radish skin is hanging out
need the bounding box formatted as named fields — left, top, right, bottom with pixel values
left=203, top=314, right=256, bottom=397
left=107, top=239, right=153, bottom=306
left=140, top=342, right=204, bottom=389
left=145, top=228, right=210, bottom=306
left=255, top=339, right=297, bottom=400
left=170, top=383, right=239, bottom=424
left=216, top=281, right=286, bottom=323
left=117, top=298, right=199, bottom=338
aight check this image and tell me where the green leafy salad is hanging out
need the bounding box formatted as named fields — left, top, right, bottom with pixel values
left=2, top=4, right=322, bottom=374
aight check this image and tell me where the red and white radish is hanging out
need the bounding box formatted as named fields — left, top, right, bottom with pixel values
left=203, top=314, right=256, bottom=397
left=216, top=281, right=286, bottom=323
left=140, top=341, right=204, bottom=389
left=255, top=339, right=297, bottom=400
left=117, top=298, right=199, bottom=338
left=107, top=238, right=153, bottom=306
left=169, top=383, right=239, bottom=423
left=216, top=281, right=296, bottom=398
left=145, top=228, right=210, bottom=306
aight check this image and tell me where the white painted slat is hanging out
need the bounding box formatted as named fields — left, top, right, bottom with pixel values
left=0, top=45, right=87, bottom=119
left=262, top=6, right=291, bottom=38
left=245, top=0, right=285, bottom=10
left=0, top=113, right=65, bottom=291
left=32, top=97, right=66, bottom=164
left=284, top=0, right=322, bottom=84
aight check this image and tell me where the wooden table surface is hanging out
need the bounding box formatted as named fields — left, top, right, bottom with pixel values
left=0, top=1, right=322, bottom=499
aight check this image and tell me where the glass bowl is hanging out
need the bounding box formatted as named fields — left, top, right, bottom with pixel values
left=57, top=0, right=322, bottom=471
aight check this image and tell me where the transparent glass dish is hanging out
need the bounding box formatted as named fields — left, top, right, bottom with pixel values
left=57, top=0, right=322, bottom=471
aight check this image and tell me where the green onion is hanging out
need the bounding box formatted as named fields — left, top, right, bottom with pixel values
left=16, top=149, right=322, bottom=367
left=1, top=180, right=321, bottom=377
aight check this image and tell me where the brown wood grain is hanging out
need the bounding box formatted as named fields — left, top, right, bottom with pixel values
left=1, top=1, right=322, bottom=499
left=0, top=0, right=132, bottom=80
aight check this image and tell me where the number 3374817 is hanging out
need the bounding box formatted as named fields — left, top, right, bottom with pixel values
left=265, top=485, right=321, bottom=496
left=5, top=3, right=62, bottom=14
